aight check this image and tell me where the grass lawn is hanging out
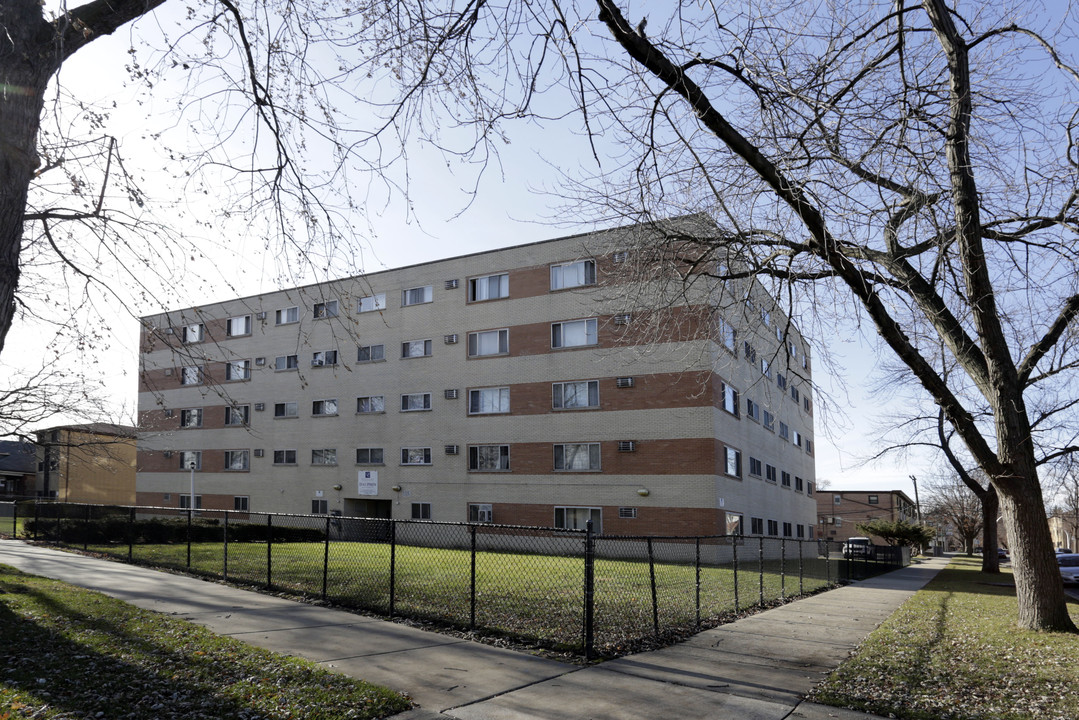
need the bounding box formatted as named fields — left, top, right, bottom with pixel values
left=811, top=556, right=1079, bottom=720
left=0, top=564, right=411, bottom=720
left=77, top=538, right=838, bottom=655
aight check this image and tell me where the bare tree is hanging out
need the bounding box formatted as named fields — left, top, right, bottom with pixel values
left=925, top=474, right=984, bottom=556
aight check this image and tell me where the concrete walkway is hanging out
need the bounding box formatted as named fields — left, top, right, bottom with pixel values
left=0, top=540, right=951, bottom=719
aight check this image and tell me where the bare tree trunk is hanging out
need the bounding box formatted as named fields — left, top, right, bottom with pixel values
left=981, top=484, right=1000, bottom=573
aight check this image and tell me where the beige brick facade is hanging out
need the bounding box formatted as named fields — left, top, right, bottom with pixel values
left=137, top=220, right=817, bottom=537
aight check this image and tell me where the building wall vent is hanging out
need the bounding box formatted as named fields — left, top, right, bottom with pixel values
left=253, top=449, right=264, bottom=458
left=445, top=279, right=459, bottom=290
left=613, top=313, right=632, bottom=325
left=163, top=409, right=173, bottom=417
left=164, top=368, right=173, bottom=376
left=615, top=377, right=635, bottom=388
left=445, top=444, right=460, bottom=455
left=163, top=451, right=173, bottom=458
left=255, top=357, right=266, bottom=366
left=254, top=403, right=265, bottom=411
left=444, top=334, right=459, bottom=344
left=613, top=250, right=629, bottom=263
left=256, top=311, right=267, bottom=320
left=165, top=328, right=175, bottom=335
left=444, top=389, right=459, bottom=400
left=618, top=440, right=637, bottom=452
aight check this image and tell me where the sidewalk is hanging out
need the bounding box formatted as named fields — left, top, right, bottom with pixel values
left=0, top=540, right=951, bottom=719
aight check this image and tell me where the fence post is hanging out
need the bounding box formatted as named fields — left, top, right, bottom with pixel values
left=780, top=538, right=786, bottom=602
left=266, top=514, right=273, bottom=590
left=694, top=537, right=701, bottom=628
left=389, top=520, right=397, bottom=618
left=758, top=536, right=765, bottom=607
left=470, top=524, right=478, bottom=630
left=799, top=538, right=804, bottom=595
left=223, top=511, right=230, bottom=581
left=647, top=537, right=659, bottom=638
left=583, top=520, right=595, bottom=662
left=12, top=501, right=17, bottom=537
left=732, top=534, right=739, bottom=613
left=81, top=504, right=89, bottom=551
left=33, top=500, right=39, bottom=541
left=128, top=506, right=135, bottom=561
left=825, top=539, right=831, bottom=586
left=322, top=515, right=330, bottom=600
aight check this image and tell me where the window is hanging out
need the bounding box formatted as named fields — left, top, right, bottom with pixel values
left=804, top=395, right=812, bottom=413
left=312, top=399, right=338, bottom=416
left=182, top=324, right=203, bottom=343
left=760, top=308, right=771, bottom=326
left=180, top=409, right=202, bottom=428
left=795, top=476, right=804, bottom=492
left=313, top=300, right=338, bottom=318
left=402, top=339, right=433, bottom=358
left=312, top=499, right=328, bottom=514
left=311, top=448, right=337, bottom=465
left=749, top=457, right=762, bottom=477
left=767, top=519, right=779, bottom=536
left=808, top=481, right=815, bottom=496
left=793, top=430, right=803, bottom=447
left=726, top=512, right=743, bottom=535
left=619, top=507, right=637, bottom=519
left=791, top=386, right=800, bottom=402
left=275, top=307, right=298, bottom=325
left=743, top=399, right=760, bottom=422
left=834, top=494, right=842, bottom=505
left=468, top=329, right=509, bottom=357
left=274, top=401, right=298, bottom=418
left=411, top=502, right=432, bottom=519
left=469, top=444, right=510, bottom=471
left=181, top=366, right=202, bottom=385
left=550, top=259, right=596, bottom=290
left=356, top=396, right=385, bottom=414
left=469, top=273, right=509, bottom=301
left=402, top=286, right=432, bottom=306
left=765, top=464, right=777, bottom=483
left=743, top=342, right=757, bottom=363
left=357, top=344, right=385, bottom=363
left=226, top=359, right=251, bottom=381
left=401, top=447, right=432, bottom=465
left=273, top=449, right=297, bottom=465
left=806, top=439, right=814, bottom=455
left=868, top=494, right=879, bottom=505
left=779, top=422, right=790, bottom=441
left=722, top=383, right=739, bottom=416
left=227, top=315, right=251, bottom=337
left=781, top=471, right=791, bottom=488
left=358, top=293, right=386, bottom=313
left=718, top=317, right=736, bottom=353
left=777, top=373, right=787, bottom=390
left=553, top=380, right=599, bottom=410
left=783, top=522, right=793, bottom=538
left=750, top=517, right=764, bottom=535
left=551, top=318, right=598, bottom=348
left=789, top=341, right=798, bottom=358
left=179, top=495, right=203, bottom=510
left=761, top=358, right=772, bottom=378
left=469, top=387, right=510, bottom=414
left=356, top=448, right=384, bottom=464
left=802, top=354, right=810, bottom=370
left=224, top=450, right=250, bottom=471
left=400, top=393, right=432, bottom=412
left=224, top=405, right=250, bottom=426
left=275, top=355, right=298, bottom=371
left=554, top=443, right=601, bottom=471
left=724, top=447, right=741, bottom=477
left=797, top=524, right=805, bottom=538
left=234, top=496, right=249, bottom=512
left=179, top=451, right=202, bottom=470
left=311, top=350, right=338, bottom=366
left=469, top=503, right=493, bottom=523
left=554, top=506, right=601, bottom=532
left=763, top=411, right=775, bottom=432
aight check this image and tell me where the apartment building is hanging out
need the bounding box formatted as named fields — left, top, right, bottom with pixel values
left=137, top=219, right=817, bottom=537
left=816, top=489, right=917, bottom=544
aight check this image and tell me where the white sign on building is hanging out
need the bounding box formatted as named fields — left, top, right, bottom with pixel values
left=358, top=470, right=378, bottom=496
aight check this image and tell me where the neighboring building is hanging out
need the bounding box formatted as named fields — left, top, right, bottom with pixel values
left=36, top=424, right=138, bottom=504
left=816, top=489, right=917, bottom=545
left=136, top=218, right=818, bottom=536
left=1049, top=514, right=1077, bottom=551
left=0, top=440, right=37, bottom=499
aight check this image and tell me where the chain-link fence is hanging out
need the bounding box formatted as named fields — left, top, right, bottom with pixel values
left=2, top=501, right=904, bottom=659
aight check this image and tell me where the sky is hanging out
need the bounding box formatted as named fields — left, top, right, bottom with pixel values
left=0, top=0, right=962, bottom=503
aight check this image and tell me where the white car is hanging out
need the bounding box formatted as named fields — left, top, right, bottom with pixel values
left=1057, top=553, right=1079, bottom=585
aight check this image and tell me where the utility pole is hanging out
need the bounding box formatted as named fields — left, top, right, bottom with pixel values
left=909, top=474, right=923, bottom=524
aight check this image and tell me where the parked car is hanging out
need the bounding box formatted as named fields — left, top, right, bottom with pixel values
left=1056, top=547, right=1073, bottom=554
left=1057, top=553, right=1079, bottom=585
left=998, top=548, right=1008, bottom=560
left=843, top=536, right=877, bottom=559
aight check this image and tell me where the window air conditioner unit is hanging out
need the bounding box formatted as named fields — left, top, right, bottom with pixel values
left=253, top=449, right=264, bottom=458
left=444, top=389, right=459, bottom=400
left=164, top=368, right=173, bottom=376
left=613, top=250, right=629, bottom=263
left=256, top=311, right=267, bottom=320
left=614, top=313, right=632, bottom=325
left=254, top=403, right=265, bottom=411
left=616, top=377, right=635, bottom=388
left=255, top=357, right=266, bottom=366
left=445, top=444, right=460, bottom=455
left=445, top=279, right=459, bottom=289
left=164, top=409, right=173, bottom=417
left=618, top=440, right=637, bottom=452
left=165, top=328, right=175, bottom=335
left=163, top=451, right=173, bottom=458
left=312, top=358, right=324, bottom=367
left=444, top=334, right=459, bottom=344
